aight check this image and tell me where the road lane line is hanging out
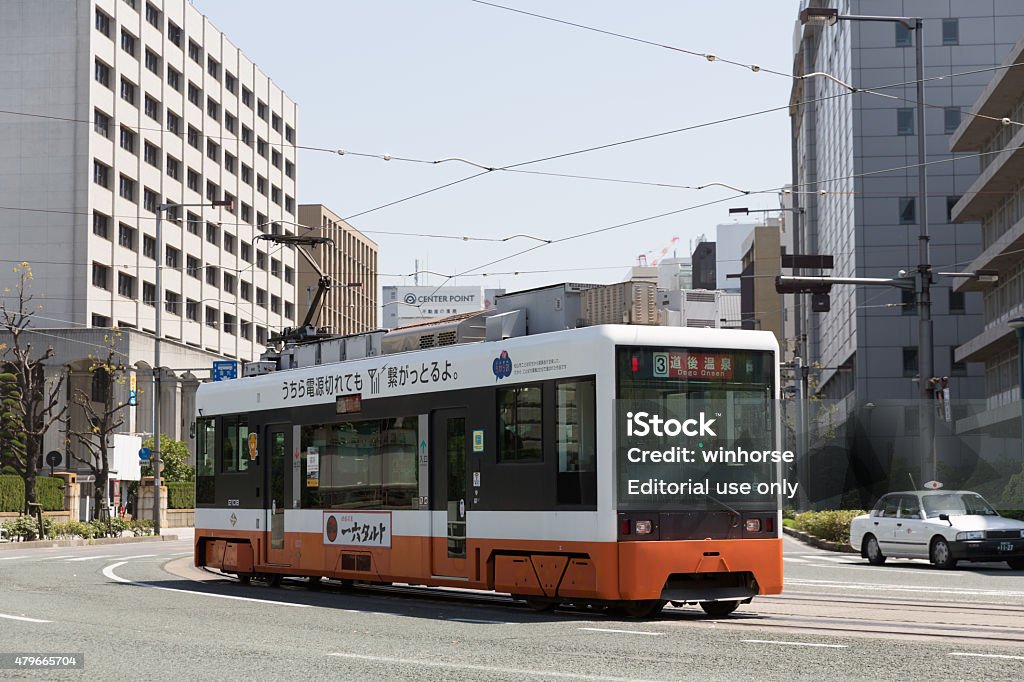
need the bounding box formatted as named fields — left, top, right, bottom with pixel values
left=0, top=556, right=27, bottom=561
left=102, top=561, right=311, bottom=608
left=326, top=652, right=669, bottom=681
left=116, top=554, right=157, bottom=560
left=742, top=639, right=848, bottom=649
left=786, top=578, right=1024, bottom=598
left=579, top=628, right=664, bottom=636
left=782, top=557, right=809, bottom=563
left=949, top=652, right=1024, bottom=661
left=66, top=554, right=116, bottom=562
left=0, top=613, right=52, bottom=623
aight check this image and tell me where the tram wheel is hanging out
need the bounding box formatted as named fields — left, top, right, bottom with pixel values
left=524, top=597, right=557, bottom=612
left=699, top=600, right=739, bottom=617
left=619, top=600, right=666, bottom=619
left=265, top=573, right=283, bottom=588
left=307, top=576, right=323, bottom=590
left=236, top=573, right=252, bottom=585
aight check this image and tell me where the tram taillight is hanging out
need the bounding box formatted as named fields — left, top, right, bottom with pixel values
left=619, top=518, right=632, bottom=535
left=631, top=356, right=639, bottom=372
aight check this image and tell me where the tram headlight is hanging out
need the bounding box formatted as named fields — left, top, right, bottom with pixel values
left=744, top=518, right=761, bottom=533
left=634, top=520, right=653, bottom=535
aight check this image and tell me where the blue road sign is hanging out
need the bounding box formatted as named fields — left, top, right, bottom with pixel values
left=139, top=447, right=151, bottom=461
left=213, top=360, right=238, bottom=381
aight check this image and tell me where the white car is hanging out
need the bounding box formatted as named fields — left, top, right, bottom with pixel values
left=849, top=490, right=1024, bottom=570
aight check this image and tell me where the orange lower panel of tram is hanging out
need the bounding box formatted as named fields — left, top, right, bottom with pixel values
left=196, top=529, right=782, bottom=602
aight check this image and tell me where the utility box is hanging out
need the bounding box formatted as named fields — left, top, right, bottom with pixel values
left=581, top=282, right=658, bottom=326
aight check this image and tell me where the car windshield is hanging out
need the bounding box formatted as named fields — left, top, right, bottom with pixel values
left=921, top=493, right=998, bottom=518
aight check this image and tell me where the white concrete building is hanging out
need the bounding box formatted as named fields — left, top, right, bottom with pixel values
left=0, top=0, right=298, bottom=459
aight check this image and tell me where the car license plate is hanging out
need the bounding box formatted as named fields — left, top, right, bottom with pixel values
left=999, top=541, right=1015, bottom=552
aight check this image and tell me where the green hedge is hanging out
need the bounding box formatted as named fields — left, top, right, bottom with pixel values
left=793, top=509, right=867, bottom=545
left=0, top=475, right=65, bottom=512
left=167, top=481, right=194, bottom=509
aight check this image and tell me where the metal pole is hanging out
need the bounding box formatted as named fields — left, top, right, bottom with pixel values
left=914, top=19, right=936, bottom=485
left=794, top=356, right=810, bottom=511
left=153, top=205, right=163, bottom=534
left=1017, top=327, right=1024, bottom=457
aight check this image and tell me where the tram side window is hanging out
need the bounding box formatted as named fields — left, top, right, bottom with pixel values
left=498, top=385, right=543, bottom=462
left=221, top=415, right=249, bottom=472
left=300, top=417, right=419, bottom=510
left=195, top=417, right=215, bottom=505
left=556, top=378, right=597, bottom=505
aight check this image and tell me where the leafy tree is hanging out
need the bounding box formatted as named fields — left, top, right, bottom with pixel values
left=0, top=263, right=68, bottom=513
left=66, top=332, right=131, bottom=519
left=140, top=435, right=194, bottom=482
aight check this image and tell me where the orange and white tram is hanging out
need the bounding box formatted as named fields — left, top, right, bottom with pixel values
left=194, top=324, right=783, bottom=617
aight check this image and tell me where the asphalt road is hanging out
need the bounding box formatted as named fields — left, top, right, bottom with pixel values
left=1, top=533, right=1023, bottom=681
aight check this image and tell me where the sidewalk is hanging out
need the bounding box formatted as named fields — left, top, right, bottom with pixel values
left=162, top=527, right=194, bottom=542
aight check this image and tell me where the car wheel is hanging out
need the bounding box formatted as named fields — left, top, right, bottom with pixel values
left=700, top=600, right=739, bottom=617
left=930, top=537, right=957, bottom=569
left=1007, top=559, right=1024, bottom=571
left=864, top=535, right=886, bottom=565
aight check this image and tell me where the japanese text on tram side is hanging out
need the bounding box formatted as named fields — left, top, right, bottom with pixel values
left=340, top=521, right=387, bottom=544
left=280, top=361, right=458, bottom=401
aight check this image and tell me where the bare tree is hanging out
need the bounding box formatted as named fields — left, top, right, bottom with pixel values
left=0, top=263, right=67, bottom=513
left=66, top=332, right=131, bottom=519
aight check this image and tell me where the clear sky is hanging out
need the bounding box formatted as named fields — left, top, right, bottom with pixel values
left=193, top=0, right=801, bottom=302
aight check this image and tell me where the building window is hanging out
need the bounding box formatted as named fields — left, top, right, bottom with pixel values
left=206, top=265, right=219, bottom=287
left=118, top=223, right=136, bottom=250
left=256, top=287, right=267, bottom=307
left=165, top=290, right=181, bottom=315
left=207, top=139, right=220, bottom=163
left=284, top=301, right=294, bottom=320
left=95, top=59, right=111, bottom=88
left=241, top=126, right=253, bottom=146
left=224, top=273, right=236, bottom=295
left=223, top=313, right=236, bottom=335
left=188, top=126, right=202, bottom=150
left=187, top=168, right=201, bottom=193
left=205, top=306, right=217, bottom=328
left=271, top=149, right=281, bottom=168
left=205, top=180, right=220, bottom=203
left=270, top=258, right=281, bottom=278
left=901, top=288, right=916, bottom=315
left=895, top=23, right=912, bottom=47
left=256, top=326, right=267, bottom=344
left=284, top=265, right=294, bottom=284
left=498, top=385, right=543, bottom=462
left=949, top=290, right=966, bottom=314
left=91, top=314, right=111, bottom=329
left=257, top=138, right=268, bottom=158
left=143, top=187, right=159, bottom=212
left=117, top=272, right=135, bottom=298
left=256, top=175, right=267, bottom=195
left=207, top=56, right=220, bottom=80
left=121, top=29, right=137, bottom=57
left=942, top=18, right=959, bottom=46
left=241, top=203, right=252, bottom=224
left=121, top=77, right=137, bottom=105
left=285, top=125, right=295, bottom=144
left=93, top=211, right=110, bottom=239
left=167, top=66, right=182, bottom=92
left=944, top=107, right=961, bottom=134
left=94, top=109, right=111, bottom=138
left=119, top=174, right=136, bottom=202
left=223, top=232, right=236, bottom=254
left=186, top=255, right=201, bottom=279
left=946, top=195, right=961, bottom=221
left=95, top=9, right=111, bottom=37
left=285, top=160, right=294, bottom=179
left=93, top=160, right=111, bottom=188
left=145, top=49, right=161, bottom=74
left=285, top=195, right=295, bottom=214
left=271, top=113, right=282, bottom=132
left=241, top=164, right=252, bottom=185
left=271, top=185, right=281, bottom=205
left=224, top=112, right=237, bottom=134
left=897, top=108, right=914, bottom=135
left=144, top=95, right=161, bottom=122
left=119, top=126, right=136, bottom=154
left=167, top=110, right=181, bottom=136
left=188, top=82, right=202, bottom=107
left=166, top=154, right=180, bottom=180
left=186, top=299, right=198, bottom=322
left=188, top=40, right=202, bottom=64
left=256, top=213, right=267, bottom=233
left=240, top=320, right=251, bottom=340
left=168, top=20, right=182, bottom=47
left=257, top=100, right=268, bottom=121
left=903, top=347, right=918, bottom=377
left=240, top=280, right=251, bottom=301
left=899, top=197, right=916, bottom=225
left=242, top=86, right=253, bottom=108
left=207, top=97, right=220, bottom=121
left=92, top=262, right=110, bottom=290
left=145, top=2, right=161, bottom=27
left=224, top=152, right=236, bottom=174
left=143, top=234, right=156, bottom=259
left=271, top=295, right=281, bottom=314
left=225, top=72, right=237, bottom=94
left=950, top=347, right=967, bottom=376
left=206, top=222, right=219, bottom=245
left=165, top=245, right=181, bottom=270
left=257, top=251, right=267, bottom=270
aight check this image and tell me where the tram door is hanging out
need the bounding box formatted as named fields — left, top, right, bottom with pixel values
left=265, top=426, right=291, bottom=565
left=430, top=409, right=468, bottom=578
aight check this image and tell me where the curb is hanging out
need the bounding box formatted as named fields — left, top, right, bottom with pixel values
left=0, top=534, right=178, bottom=550
left=783, top=525, right=858, bottom=553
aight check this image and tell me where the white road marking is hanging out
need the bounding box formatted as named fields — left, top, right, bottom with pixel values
left=116, top=554, right=156, bottom=560
left=102, top=561, right=311, bottom=608
left=66, top=554, right=116, bottom=562
left=0, top=613, right=52, bottom=623
left=326, top=652, right=669, bottom=681
left=742, top=639, right=848, bottom=649
left=949, top=652, right=1024, bottom=661
left=0, top=556, right=27, bottom=561
left=782, top=557, right=809, bottom=563
left=786, top=578, right=1024, bottom=598
left=579, top=628, right=664, bottom=636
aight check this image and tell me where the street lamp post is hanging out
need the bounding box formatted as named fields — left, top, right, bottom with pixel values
left=799, top=7, right=935, bottom=484
left=153, top=200, right=229, bottom=534
left=1010, top=317, right=1024, bottom=454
